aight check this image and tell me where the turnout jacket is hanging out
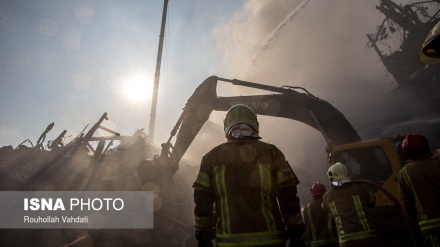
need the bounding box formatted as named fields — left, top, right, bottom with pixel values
left=398, top=157, right=440, bottom=236
left=303, top=196, right=338, bottom=247
left=322, top=183, right=377, bottom=247
left=193, top=138, right=304, bottom=247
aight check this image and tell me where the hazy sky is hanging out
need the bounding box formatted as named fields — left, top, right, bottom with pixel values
left=1, top=0, right=439, bottom=185
left=0, top=0, right=243, bottom=148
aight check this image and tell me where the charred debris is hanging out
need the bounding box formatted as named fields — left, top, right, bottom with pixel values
left=0, top=112, right=155, bottom=192
left=367, top=0, right=440, bottom=108
left=0, top=112, right=196, bottom=246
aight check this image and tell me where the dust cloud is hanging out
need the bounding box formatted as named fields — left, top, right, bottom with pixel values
left=2, top=1, right=439, bottom=245
left=183, top=0, right=440, bottom=204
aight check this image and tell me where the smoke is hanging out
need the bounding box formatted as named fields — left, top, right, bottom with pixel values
left=2, top=1, right=438, bottom=244
left=379, top=117, right=440, bottom=148
left=204, top=0, right=440, bottom=203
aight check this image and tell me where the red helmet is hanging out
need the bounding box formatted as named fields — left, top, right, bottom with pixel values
left=402, top=134, right=432, bottom=161
left=310, top=182, right=326, bottom=197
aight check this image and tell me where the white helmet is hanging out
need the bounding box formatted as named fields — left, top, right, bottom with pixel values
left=327, top=162, right=350, bottom=186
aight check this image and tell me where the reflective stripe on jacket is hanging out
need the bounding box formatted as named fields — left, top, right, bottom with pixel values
left=322, top=183, right=377, bottom=245
left=398, top=158, right=440, bottom=234
left=304, top=197, right=338, bottom=246
left=193, top=138, right=303, bottom=246
left=216, top=231, right=284, bottom=247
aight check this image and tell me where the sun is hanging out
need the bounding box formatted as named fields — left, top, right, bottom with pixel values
left=123, top=74, right=153, bottom=103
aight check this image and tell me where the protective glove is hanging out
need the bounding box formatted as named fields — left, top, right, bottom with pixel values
left=195, top=228, right=215, bottom=247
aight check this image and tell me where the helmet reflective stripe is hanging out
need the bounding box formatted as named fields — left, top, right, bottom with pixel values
left=259, top=163, right=276, bottom=232
left=224, top=104, right=259, bottom=137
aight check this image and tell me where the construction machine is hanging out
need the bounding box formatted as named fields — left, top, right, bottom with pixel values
left=138, top=75, right=417, bottom=246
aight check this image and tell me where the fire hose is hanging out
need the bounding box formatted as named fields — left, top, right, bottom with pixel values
left=352, top=179, right=422, bottom=247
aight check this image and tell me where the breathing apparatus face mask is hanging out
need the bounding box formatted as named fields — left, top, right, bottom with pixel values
left=224, top=104, right=260, bottom=139
left=330, top=178, right=350, bottom=187
left=228, top=124, right=260, bottom=139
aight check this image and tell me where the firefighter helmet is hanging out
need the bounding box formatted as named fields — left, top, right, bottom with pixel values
left=310, top=182, right=326, bottom=197
left=223, top=104, right=259, bottom=137
left=327, top=162, right=349, bottom=182
left=419, top=20, right=440, bottom=64
left=402, top=134, right=432, bottom=161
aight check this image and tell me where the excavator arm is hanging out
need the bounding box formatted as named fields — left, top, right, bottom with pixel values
left=138, top=76, right=360, bottom=185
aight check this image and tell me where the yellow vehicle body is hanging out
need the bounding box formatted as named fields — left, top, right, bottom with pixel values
left=330, top=138, right=404, bottom=207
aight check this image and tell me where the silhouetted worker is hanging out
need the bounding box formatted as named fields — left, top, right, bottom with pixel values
left=322, top=162, right=379, bottom=247
left=303, top=182, right=338, bottom=247
left=398, top=134, right=440, bottom=246
left=193, top=104, right=305, bottom=247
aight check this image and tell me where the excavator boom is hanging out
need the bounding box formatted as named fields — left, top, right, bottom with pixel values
left=137, top=75, right=410, bottom=246
left=153, top=76, right=361, bottom=176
